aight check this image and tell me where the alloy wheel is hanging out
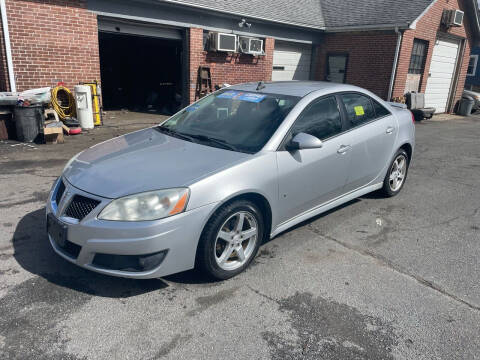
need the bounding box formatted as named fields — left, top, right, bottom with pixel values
left=389, top=154, right=407, bottom=192
left=214, top=211, right=258, bottom=271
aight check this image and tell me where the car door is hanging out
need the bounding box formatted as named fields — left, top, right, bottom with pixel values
left=276, top=95, right=352, bottom=224
left=339, top=93, right=397, bottom=192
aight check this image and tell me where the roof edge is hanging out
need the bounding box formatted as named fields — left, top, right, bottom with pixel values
left=325, top=23, right=411, bottom=33
left=155, top=0, right=480, bottom=37
left=409, top=0, right=438, bottom=29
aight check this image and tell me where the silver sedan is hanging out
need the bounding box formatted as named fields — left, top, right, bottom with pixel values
left=46, top=81, right=415, bottom=280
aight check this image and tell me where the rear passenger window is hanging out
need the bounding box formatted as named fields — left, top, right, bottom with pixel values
left=341, top=93, right=375, bottom=127
left=372, top=100, right=391, bottom=118
left=291, top=96, right=342, bottom=140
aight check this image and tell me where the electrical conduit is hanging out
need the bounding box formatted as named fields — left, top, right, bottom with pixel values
left=0, top=0, right=16, bottom=92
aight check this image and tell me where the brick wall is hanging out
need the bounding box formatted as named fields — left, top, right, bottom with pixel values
left=189, top=28, right=274, bottom=103
left=392, top=0, right=474, bottom=111
left=314, top=32, right=398, bottom=100
left=3, top=0, right=100, bottom=92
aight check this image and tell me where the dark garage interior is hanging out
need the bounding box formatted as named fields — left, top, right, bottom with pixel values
left=98, top=32, right=183, bottom=114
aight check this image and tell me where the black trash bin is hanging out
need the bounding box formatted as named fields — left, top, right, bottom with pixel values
left=457, top=96, right=475, bottom=116
left=13, top=105, right=44, bottom=142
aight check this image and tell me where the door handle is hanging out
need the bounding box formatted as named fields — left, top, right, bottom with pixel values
left=337, top=145, right=351, bottom=154
left=386, top=127, right=394, bottom=134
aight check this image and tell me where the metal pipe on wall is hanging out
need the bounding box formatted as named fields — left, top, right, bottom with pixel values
left=0, top=0, right=16, bottom=92
left=387, top=26, right=402, bottom=101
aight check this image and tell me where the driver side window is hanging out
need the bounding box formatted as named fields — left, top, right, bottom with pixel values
left=291, top=96, right=343, bottom=141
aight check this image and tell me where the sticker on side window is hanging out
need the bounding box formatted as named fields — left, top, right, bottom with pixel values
left=354, top=105, right=365, bottom=116
left=217, top=91, right=266, bottom=103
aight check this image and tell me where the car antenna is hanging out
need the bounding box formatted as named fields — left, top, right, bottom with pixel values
left=256, top=81, right=266, bottom=91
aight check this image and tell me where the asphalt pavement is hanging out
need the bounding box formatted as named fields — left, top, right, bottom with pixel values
left=0, top=111, right=479, bottom=359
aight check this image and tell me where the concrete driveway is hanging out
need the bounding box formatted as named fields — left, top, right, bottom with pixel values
left=0, top=112, right=479, bottom=359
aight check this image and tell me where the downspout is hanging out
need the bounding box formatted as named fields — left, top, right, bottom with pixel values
left=0, top=0, right=15, bottom=92
left=387, top=26, right=402, bottom=101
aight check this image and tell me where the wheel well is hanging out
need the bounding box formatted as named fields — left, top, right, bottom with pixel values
left=223, top=193, right=272, bottom=242
left=400, top=143, right=412, bottom=162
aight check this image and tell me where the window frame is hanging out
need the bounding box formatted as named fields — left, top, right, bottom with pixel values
left=277, top=92, right=393, bottom=151
left=337, top=92, right=392, bottom=131
left=408, top=39, right=429, bottom=75
left=278, top=94, right=349, bottom=151
left=467, top=55, right=478, bottom=76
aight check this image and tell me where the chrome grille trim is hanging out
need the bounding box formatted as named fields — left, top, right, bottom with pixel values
left=64, top=195, right=101, bottom=221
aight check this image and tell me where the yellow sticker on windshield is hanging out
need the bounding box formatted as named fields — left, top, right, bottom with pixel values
left=354, top=106, right=365, bottom=116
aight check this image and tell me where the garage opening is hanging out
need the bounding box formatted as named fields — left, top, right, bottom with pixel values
left=98, top=19, right=186, bottom=115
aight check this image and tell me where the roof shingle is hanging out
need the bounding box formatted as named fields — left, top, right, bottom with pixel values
left=162, top=0, right=325, bottom=28
left=321, top=0, right=433, bottom=29
left=162, top=0, right=438, bottom=30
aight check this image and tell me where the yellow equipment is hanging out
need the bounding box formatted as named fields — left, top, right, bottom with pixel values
left=82, top=81, right=102, bottom=126
left=51, top=85, right=76, bottom=120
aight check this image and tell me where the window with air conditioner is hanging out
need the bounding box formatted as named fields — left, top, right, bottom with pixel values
left=238, top=37, right=264, bottom=55
left=208, top=32, right=237, bottom=52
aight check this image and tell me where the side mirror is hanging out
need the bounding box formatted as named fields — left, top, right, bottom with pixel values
left=286, top=132, right=323, bottom=151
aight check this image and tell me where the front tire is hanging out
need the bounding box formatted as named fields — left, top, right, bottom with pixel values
left=381, top=149, right=409, bottom=197
left=196, top=200, right=264, bottom=280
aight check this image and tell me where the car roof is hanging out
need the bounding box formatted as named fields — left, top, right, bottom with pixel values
left=228, top=81, right=365, bottom=97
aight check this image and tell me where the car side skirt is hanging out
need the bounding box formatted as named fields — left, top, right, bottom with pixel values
left=270, top=182, right=383, bottom=238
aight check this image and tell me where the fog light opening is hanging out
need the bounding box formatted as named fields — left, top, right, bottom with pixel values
left=92, top=250, right=168, bottom=272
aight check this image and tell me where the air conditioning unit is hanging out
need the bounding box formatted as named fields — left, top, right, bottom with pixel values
left=238, top=36, right=264, bottom=55
left=442, top=9, right=464, bottom=27
left=209, top=32, right=237, bottom=52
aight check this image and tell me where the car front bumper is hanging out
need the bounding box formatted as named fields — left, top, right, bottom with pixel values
left=46, top=177, right=217, bottom=279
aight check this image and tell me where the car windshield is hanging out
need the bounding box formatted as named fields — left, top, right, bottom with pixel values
left=158, top=89, right=300, bottom=153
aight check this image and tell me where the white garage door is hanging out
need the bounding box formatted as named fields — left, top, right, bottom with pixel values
left=424, top=39, right=460, bottom=113
left=272, top=41, right=312, bottom=81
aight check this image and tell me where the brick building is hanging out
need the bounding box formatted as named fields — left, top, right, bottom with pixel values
left=0, top=0, right=479, bottom=113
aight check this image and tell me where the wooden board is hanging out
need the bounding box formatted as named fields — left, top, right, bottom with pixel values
left=43, top=127, right=64, bottom=144
left=0, top=119, right=8, bottom=140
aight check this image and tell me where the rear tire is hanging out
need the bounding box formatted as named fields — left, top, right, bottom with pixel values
left=381, top=149, right=409, bottom=197
left=196, top=200, right=264, bottom=280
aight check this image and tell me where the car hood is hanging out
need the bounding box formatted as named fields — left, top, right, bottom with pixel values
left=63, top=127, right=251, bottom=198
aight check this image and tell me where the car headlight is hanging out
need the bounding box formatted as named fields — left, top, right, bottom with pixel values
left=98, top=188, right=190, bottom=221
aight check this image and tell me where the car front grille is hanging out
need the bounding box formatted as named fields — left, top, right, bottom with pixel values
left=65, top=195, right=101, bottom=220
left=55, top=180, right=66, bottom=205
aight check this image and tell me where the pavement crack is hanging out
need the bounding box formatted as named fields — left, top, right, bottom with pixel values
left=247, top=285, right=279, bottom=304
left=307, top=224, right=480, bottom=312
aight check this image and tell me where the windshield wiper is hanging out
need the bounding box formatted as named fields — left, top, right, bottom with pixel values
left=155, top=126, right=193, bottom=142
left=156, top=127, right=239, bottom=152
left=181, top=133, right=238, bottom=151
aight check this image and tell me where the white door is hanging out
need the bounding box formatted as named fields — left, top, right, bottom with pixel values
left=327, top=55, right=348, bottom=83
left=424, top=39, right=460, bottom=113
left=272, top=41, right=311, bottom=81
